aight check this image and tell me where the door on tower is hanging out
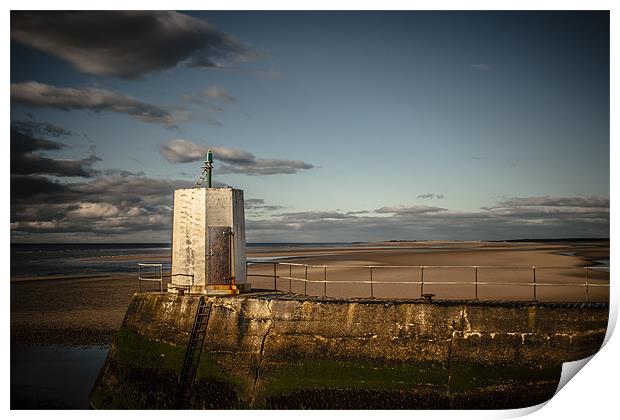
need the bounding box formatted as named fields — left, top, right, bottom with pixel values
left=207, top=226, right=233, bottom=285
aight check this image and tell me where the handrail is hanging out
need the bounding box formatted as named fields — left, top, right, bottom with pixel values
left=138, top=263, right=163, bottom=292
left=246, top=260, right=609, bottom=303
left=248, top=261, right=608, bottom=270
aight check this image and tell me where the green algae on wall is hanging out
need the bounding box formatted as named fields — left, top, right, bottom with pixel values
left=90, top=292, right=608, bottom=409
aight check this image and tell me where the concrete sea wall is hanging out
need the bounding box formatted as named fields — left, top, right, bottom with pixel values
left=90, top=292, right=608, bottom=409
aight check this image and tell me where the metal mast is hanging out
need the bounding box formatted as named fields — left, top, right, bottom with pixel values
left=194, top=149, right=213, bottom=188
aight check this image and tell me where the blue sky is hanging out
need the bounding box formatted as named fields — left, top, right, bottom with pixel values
left=10, top=11, right=609, bottom=242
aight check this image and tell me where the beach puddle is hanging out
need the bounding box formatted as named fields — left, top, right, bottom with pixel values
left=11, top=344, right=109, bottom=409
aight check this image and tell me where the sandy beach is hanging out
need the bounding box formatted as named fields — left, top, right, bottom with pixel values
left=10, top=240, right=609, bottom=346
left=248, top=240, right=609, bottom=301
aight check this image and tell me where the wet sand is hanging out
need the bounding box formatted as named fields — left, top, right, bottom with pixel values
left=11, top=274, right=139, bottom=345
left=10, top=240, right=609, bottom=346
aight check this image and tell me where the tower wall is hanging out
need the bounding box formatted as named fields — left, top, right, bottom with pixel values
left=170, top=187, right=247, bottom=294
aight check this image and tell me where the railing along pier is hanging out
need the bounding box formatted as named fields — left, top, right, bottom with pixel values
left=246, top=261, right=610, bottom=303
left=138, top=263, right=164, bottom=292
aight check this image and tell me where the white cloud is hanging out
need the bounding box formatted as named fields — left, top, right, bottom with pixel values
left=69, top=203, right=120, bottom=219
left=202, top=86, right=236, bottom=102
left=160, top=139, right=314, bottom=175
left=160, top=139, right=208, bottom=163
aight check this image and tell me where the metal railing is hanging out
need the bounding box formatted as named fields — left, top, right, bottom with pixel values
left=137, top=262, right=198, bottom=293
left=138, top=263, right=164, bottom=292
left=246, top=261, right=610, bottom=303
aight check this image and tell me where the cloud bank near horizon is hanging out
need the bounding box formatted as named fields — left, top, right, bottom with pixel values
left=9, top=122, right=609, bottom=243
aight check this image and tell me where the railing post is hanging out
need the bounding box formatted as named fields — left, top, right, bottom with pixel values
left=474, top=266, right=478, bottom=301
left=585, top=267, right=590, bottom=303
left=138, top=265, right=142, bottom=292
left=369, top=266, right=374, bottom=299
left=289, top=265, right=293, bottom=293
left=532, top=266, right=537, bottom=302
left=323, top=266, right=327, bottom=297
left=304, top=265, right=308, bottom=296
left=273, top=262, right=277, bottom=291
left=160, top=264, right=163, bottom=293
left=420, top=266, right=425, bottom=298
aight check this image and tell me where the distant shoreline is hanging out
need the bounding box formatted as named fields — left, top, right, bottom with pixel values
left=9, top=237, right=611, bottom=245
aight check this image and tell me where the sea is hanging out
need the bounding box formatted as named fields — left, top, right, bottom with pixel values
left=10, top=242, right=352, bottom=278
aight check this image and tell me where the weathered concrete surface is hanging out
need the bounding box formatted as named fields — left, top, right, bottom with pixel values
left=170, top=187, right=247, bottom=294
left=171, top=189, right=207, bottom=288
left=90, top=292, right=608, bottom=409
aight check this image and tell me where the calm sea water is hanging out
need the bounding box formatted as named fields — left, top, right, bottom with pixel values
left=10, top=242, right=351, bottom=278
left=11, top=345, right=110, bottom=409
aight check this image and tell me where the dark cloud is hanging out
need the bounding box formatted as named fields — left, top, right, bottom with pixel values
left=491, top=196, right=609, bottom=209
left=10, top=119, right=194, bottom=240
left=12, top=153, right=99, bottom=178
left=11, top=127, right=99, bottom=178
left=219, top=159, right=314, bottom=176
left=11, top=11, right=255, bottom=79
left=11, top=173, right=195, bottom=241
left=276, top=211, right=354, bottom=221
left=345, top=210, right=370, bottom=215
left=160, top=139, right=207, bottom=163
left=245, top=198, right=285, bottom=213
left=160, top=139, right=314, bottom=175
left=10, top=175, right=69, bottom=201
left=417, top=193, right=445, bottom=200
left=99, top=168, right=146, bottom=177
left=11, top=81, right=181, bottom=128
left=10, top=127, right=65, bottom=155
left=12, top=119, right=75, bottom=138
left=375, top=205, right=447, bottom=215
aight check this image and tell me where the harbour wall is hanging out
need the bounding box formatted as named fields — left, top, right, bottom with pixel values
left=90, top=292, right=608, bottom=409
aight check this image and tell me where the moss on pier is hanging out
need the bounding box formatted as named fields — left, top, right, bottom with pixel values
left=90, top=292, right=608, bottom=409
left=258, top=360, right=448, bottom=397
left=114, top=328, right=186, bottom=372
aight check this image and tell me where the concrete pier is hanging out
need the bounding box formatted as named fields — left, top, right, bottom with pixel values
left=90, top=292, right=608, bottom=409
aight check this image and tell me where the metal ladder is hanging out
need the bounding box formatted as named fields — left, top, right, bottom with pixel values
left=193, top=170, right=208, bottom=188
left=176, top=297, right=211, bottom=408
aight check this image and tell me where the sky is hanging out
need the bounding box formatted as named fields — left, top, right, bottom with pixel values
left=9, top=11, right=610, bottom=243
